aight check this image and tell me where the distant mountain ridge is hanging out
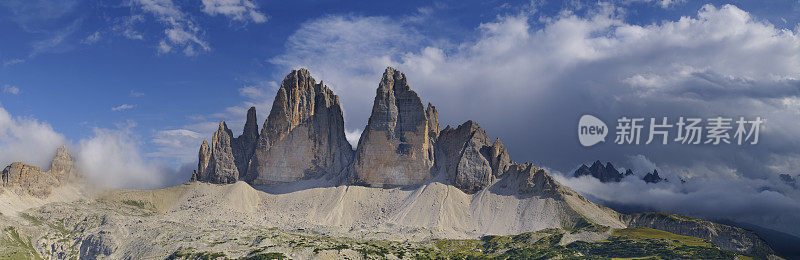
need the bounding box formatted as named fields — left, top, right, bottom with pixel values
left=574, top=160, right=665, bottom=183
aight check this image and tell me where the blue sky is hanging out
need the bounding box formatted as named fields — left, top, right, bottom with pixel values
left=2, top=0, right=800, bottom=235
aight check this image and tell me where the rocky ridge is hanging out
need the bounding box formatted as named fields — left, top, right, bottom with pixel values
left=187, top=67, right=774, bottom=256
left=195, top=67, right=576, bottom=197
left=1, top=145, right=77, bottom=197
left=574, top=160, right=669, bottom=183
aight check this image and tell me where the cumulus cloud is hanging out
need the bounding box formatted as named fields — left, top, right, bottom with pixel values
left=0, top=104, right=66, bottom=168
left=201, top=0, right=267, bottom=23
left=345, top=128, right=362, bottom=148
left=271, top=4, right=800, bottom=235
left=2, top=85, right=20, bottom=95
left=76, top=122, right=170, bottom=189
left=111, top=104, right=135, bottom=111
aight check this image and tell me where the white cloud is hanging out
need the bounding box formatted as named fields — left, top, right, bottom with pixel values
left=129, top=90, right=145, bottom=98
left=0, top=104, right=66, bottom=168
left=2, top=59, right=25, bottom=67
left=111, top=104, right=135, bottom=111
left=83, top=31, right=101, bottom=44
left=132, top=0, right=210, bottom=56
left=345, top=128, right=362, bottom=148
left=2, top=85, right=20, bottom=95
left=554, top=172, right=800, bottom=237
left=148, top=129, right=204, bottom=163
left=201, top=0, right=267, bottom=23
left=76, top=122, right=167, bottom=189
left=112, top=15, right=145, bottom=40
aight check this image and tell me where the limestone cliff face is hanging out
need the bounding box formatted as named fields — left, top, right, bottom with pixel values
left=351, top=67, right=435, bottom=187
left=196, top=139, right=211, bottom=181
left=200, top=121, right=239, bottom=184
left=1, top=145, right=77, bottom=197
left=433, top=121, right=514, bottom=194
left=232, top=107, right=259, bottom=180
left=247, top=69, right=353, bottom=184
left=435, top=121, right=494, bottom=193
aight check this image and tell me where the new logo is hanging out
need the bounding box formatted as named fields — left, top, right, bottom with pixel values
left=578, top=115, right=607, bottom=147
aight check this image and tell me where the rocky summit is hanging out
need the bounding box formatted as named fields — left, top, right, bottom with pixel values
left=1, top=145, right=77, bottom=197
left=192, top=67, right=572, bottom=195
left=248, top=69, right=353, bottom=184
left=350, top=67, right=436, bottom=187
left=574, top=160, right=627, bottom=182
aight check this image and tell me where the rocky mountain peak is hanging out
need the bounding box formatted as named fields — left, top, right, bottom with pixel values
left=48, top=145, right=76, bottom=181
left=351, top=67, right=435, bottom=187
left=643, top=169, right=666, bottom=183
left=262, top=68, right=320, bottom=145
left=2, top=145, right=78, bottom=197
left=575, top=160, right=624, bottom=182
left=246, top=69, right=352, bottom=184
left=200, top=121, right=239, bottom=184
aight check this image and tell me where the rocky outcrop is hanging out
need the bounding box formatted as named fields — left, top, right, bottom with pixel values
left=49, top=145, right=76, bottom=181
left=436, top=121, right=503, bottom=194
left=496, top=162, right=563, bottom=197
left=574, top=161, right=625, bottom=182
left=195, top=139, right=211, bottom=181
left=1, top=145, right=77, bottom=197
left=2, top=162, right=54, bottom=197
left=642, top=169, right=665, bottom=183
left=624, top=212, right=774, bottom=255
left=350, top=67, right=435, bottom=187
left=232, top=107, right=260, bottom=180
left=199, top=121, right=239, bottom=184
left=246, top=69, right=353, bottom=184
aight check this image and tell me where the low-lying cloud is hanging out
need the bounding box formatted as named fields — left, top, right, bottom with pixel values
left=0, top=104, right=66, bottom=168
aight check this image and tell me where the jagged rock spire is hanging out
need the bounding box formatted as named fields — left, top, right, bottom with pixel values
left=49, top=145, right=76, bottom=181
left=197, top=139, right=210, bottom=180
left=202, top=121, right=239, bottom=184
left=351, top=67, right=436, bottom=187
left=246, top=68, right=353, bottom=184
left=233, top=107, right=259, bottom=179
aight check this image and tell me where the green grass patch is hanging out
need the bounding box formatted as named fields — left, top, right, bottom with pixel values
left=121, top=200, right=149, bottom=210
left=0, top=226, right=43, bottom=260
left=612, top=227, right=712, bottom=247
